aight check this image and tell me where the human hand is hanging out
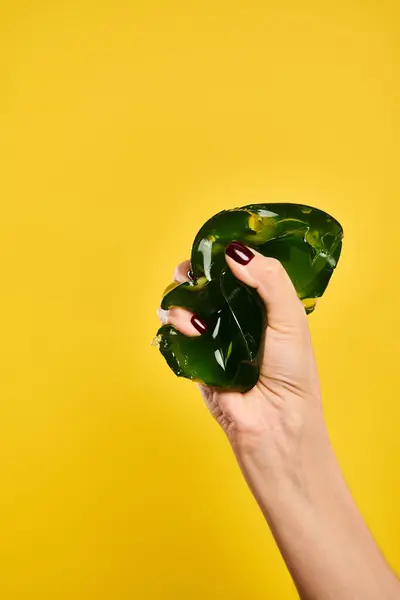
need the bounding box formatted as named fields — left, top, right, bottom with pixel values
left=158, top=242, right=400, bottom=600
left=158, top=242, right=331, bottom=486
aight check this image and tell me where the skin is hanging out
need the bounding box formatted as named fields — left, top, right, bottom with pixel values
left=158, top=247, right=400, bottom=600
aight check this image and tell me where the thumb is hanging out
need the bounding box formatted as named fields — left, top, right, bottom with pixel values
left=225, top=241, right=307, bottom=333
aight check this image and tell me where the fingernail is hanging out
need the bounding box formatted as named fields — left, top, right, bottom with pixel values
left=187, top=269, right=195, bottom=282
left=191, top=314, right=208, bottom=334
left=225, top=241, right=254, bottom=265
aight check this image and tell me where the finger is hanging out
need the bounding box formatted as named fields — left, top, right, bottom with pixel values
left=157, top=259, right=204, bottom=336
left=173, top=260, right=192, bottom=283
left=225, top=242, right=307, bottom=332
left=157, top=306, right=208, bottom=337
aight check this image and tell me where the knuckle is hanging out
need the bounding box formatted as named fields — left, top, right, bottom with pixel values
left=173, top=259, right=191, bottom=282
left=168, top=306, right=180, bottom=319
left=157, top=307, right=168, bottom=324
left=262, top=257, right=284, bottom=277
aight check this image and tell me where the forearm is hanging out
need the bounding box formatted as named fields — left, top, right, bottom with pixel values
left=234, top=426, right=399, bottom=600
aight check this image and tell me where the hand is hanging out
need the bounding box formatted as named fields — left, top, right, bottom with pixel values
left=158, top=242, right=330, bottom=486
left=158, top=242, right=400, bottom=600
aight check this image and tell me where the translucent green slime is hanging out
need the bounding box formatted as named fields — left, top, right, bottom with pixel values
left=156, top=203, right=343, bottom=392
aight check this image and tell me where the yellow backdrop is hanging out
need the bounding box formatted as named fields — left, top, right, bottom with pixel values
left=0, top=1, right=399, bottom=598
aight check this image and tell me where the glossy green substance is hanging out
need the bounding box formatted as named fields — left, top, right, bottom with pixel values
left=156, top=203, right=343, bottom=392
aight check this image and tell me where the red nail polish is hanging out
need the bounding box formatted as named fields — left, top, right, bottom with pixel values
left=191, top=315, right=208, bottom=334
left=225, top=241, right=255, bottom=265
left=187, top=269, right=195, bottom=282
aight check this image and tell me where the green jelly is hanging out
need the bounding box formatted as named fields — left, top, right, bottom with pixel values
left=156, top=203, right=343, bottom=392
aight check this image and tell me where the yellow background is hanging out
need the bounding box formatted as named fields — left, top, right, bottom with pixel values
left=0, top=1, right=399, bottom=598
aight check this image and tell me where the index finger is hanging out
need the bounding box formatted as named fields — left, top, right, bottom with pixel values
left=173, top=259, right=192, bottom=283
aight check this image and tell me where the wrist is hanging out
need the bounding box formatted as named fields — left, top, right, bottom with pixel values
left=231, top=413, right=346, bottom=509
